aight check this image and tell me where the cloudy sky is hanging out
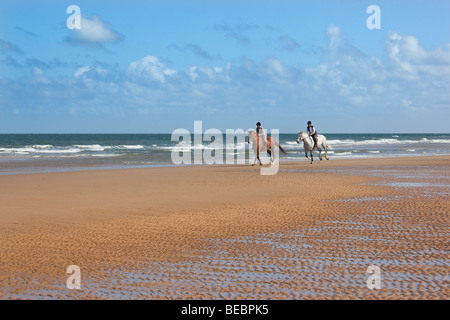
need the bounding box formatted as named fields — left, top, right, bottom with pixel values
left=0, top=0, right=449, bottom=133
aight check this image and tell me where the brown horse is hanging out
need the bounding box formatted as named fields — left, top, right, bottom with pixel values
left=248, top=130, right=286, bottom=166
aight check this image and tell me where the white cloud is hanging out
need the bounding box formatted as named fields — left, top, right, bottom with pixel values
left=261, top=58, right=294, bottom=82
left=32, top=67, right=49, bottom=84
left=386, top=31, right=450, bottom=79
left=74, top=66, right=108, bottom=78
left=187, top=66, right=199, bottom=81
left=74, top=66, right=91, bottom=77
left=4, top=25, right=450, bottom=132
left=127, top=56, right=176, bottom=83
left=186, top=65, right=228, bottom=82
left=117, top=30, right=450, bottom=116
left=327, top=24, right=342, bottom=51
left=67, top=15, right=123, bottom=46
left=299, top=26, right=450, bottom=114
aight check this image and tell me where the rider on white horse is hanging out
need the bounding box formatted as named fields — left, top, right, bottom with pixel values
left=307, top=121, right=318, bottom=149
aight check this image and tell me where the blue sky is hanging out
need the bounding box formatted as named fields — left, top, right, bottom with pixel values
left=0, top=0, right=449, bottom=133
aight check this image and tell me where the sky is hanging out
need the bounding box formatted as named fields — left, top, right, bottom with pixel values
left=0, top=0, right=449, bottom=133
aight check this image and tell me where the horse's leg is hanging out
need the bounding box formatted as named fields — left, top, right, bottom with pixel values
left=305, top=151, right=310, bottom=161
left=266, top=141, right=272, bottom=163
left=256, top=142, right=262, bottom=166
left=324, top=144, right=329, bottom=160
left=255, top=136, right=261, bottom=165
left=252, top=145, right=258, bottom=166
left=310, top=150, right=313, bottom=164
left=256, top=146, right=262, bottom=165
left=269, top=141, right=274, bottom=163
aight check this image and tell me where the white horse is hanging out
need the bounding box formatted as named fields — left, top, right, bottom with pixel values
left=248, top=130, right=286, bottom=166
left=297, top=131, right=332, bottom=164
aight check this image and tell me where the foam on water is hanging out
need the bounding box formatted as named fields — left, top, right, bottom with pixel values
left=1, top=133, right=449, bottom=174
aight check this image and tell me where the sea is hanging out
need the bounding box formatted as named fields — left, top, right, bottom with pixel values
left=1, top=133, right=449, bottom=175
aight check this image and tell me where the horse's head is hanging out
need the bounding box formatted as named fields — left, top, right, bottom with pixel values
left=297, top=131, right=307, bottom=144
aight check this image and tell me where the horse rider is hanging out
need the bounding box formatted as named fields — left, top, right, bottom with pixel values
left=307, top=121, right=318, bottom=149
left=256, top=122, right=268, bottom=151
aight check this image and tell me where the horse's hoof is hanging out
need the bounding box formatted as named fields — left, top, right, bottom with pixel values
left=252, top=164, right=255, bottom=166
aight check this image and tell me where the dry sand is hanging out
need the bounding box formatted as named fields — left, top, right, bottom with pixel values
left=0, top=155, right=449, bottom=299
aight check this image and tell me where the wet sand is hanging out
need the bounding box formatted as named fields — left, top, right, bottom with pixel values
left=0, top=155, right=449, bottom=299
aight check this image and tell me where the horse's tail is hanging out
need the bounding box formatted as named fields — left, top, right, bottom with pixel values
left=267, top=137, right=286, bottom=155
left=275, top=141, right=286, bottom=155
left=326, top=145, right=333, bottom=150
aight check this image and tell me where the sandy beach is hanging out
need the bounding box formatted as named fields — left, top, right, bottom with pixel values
left=0, top=155, right=449, bottom=299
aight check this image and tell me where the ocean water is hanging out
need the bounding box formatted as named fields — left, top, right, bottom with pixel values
left=0, top=133, right=449, bottom=174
